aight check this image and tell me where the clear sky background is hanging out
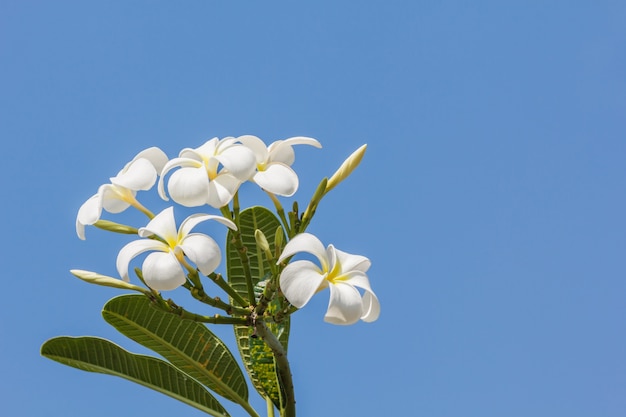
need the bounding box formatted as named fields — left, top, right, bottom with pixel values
left=2, top=1, right=626, bottom=416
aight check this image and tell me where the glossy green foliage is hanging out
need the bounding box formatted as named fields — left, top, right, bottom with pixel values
left=102, top=294, right=248, bottom=405
left=41, top=336, right=230, bottom=417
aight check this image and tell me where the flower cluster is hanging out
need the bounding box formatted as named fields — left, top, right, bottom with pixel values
left=74, top=135, right=378, bottom=325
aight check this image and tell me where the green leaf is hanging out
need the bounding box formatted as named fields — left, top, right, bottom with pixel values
left=102, top=294, right=248, bottom=407
left=41, top=336, right=230, bottom=417
left=226, top=206, right=290, bottom=409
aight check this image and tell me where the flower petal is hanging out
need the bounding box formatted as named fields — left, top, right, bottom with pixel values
left=180, top=234, right=221, bottom=275
left=76, top=220, right=86, bottom=241
left=337, top=272, right=380, bottom=322
left=214, top=145, right=257, bottom=181
left=116, top=239, right=166, bottom=282
left=279, top=260, right=326, bottom=308
left=325, top=282, right=363, bottom=325
left=181, top=138, right=218, bottom=159
left=342, top=271, right=373, bottom=292
left=110, top=158, right=157, bottom=191
left=267, top=140, right=295, bottom=166
left=333, top=247, right=371, bottom=273
left=132, top=147, right=169, bottom=173
left=281, top=136, right=322, bottom=148
left=158, top=157, right=204, bottom=200
left=139, top=207, right=178, bottom=241
left=100, top=184, right=134, bottom=213
left=142, top=251, right=187, bottom=291
left=237, top=135, right=269, bottom=164
left=268, top=137, right=321, bottom=165
left=360, top=291, right=380, bottom=322
left=76, top=194, right=103, bottom=239
left=215, top=137, right=237, bottom=153
left=179, top=213, right=236, bottom=237
left=253, top=163, right=299, bottom=196
left=167, top=165, right=210, bottom=207
left=207, top=173, right=241, bottom=208
left=278, top=233, right=329, bottom=270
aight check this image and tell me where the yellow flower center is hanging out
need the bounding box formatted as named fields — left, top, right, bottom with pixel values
left=325, top=259, right=346, bottom=284
left=205, top=158, right=219, bottom=180
left=165, top=235, right=180, bottom=249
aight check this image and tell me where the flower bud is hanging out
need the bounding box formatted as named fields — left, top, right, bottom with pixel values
left=309, top=177, right=328, bottom=208
left=94, top=220, right=138, bottom=235
left=325, top=144, right=367, bottom=194
left=254, top=229, right=273, bottom=260
left=300, top=177, right=328, bottom=230
left=274, top=226, right=284, bottom=253
left=70, top=269, right=148, bottom=293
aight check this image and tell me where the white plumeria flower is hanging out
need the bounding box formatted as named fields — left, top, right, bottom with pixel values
left=238, top=135, right=322, bottom=196
left=76, top=147, right=169, bottom=240
left=278, top=233, right=380, bottom=325
left=158, top=137, right=257, bottom=208
left=116, top=206, right=236, bottom=291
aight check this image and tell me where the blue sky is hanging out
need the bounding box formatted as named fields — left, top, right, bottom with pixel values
left=2, top=1, right=626, bottom=416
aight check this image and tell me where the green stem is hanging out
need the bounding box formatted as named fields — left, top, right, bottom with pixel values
left=233, top=191, right=241, bottom=219
left=190, top=287, right=250, bottom=316
left=266, top=192, right=291, bottom=236
left=208, top=272, right=249, bottom=308
left=299, top=178, right=327, bottom=233
left=181, top=267, right=249, bottom=315
left=266, top=396, right=275, bottom=417
left=153, top=299, right=249, bottom=325
left=130, top=197, right=155, bottom=219
left=254, top=267, right=280, bottom=318
left=175, top=310, right=248, bottom=325
left=221, top=205, right=257, bottom=306
left=271, top=302, right=297, bottom=324
left=255, top=321, right=295, bottom=417
left=288, top=202, right=299, bottom=238
left=183, top=263, right=204, bottom=288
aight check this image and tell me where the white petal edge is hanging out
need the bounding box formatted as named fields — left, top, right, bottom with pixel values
left=281, top=136, right=322, bottom=148
left=76, top=194, right=103, bottom=239
left=158, top=157, right=204, bottom=200
left=207, top=173, right=241, bottom=208
left=253, top=163, right=299, bottom=196
left=139, top=207, right=177, bottom=241
left=100, top=184, right=134, bottom=213
left=267, top=141, right=295, bottom=166
left=279, top=260, right=326, bottom=308
left=132, top=147, right=169, bottom=173
left=167, top=166, right=210, bottom=207
left=215, top=137, right=237, bottom=154
left=268, top=137, right=321, bottom=165
left=116, top=239, right=167, bottom=282
left=340, top=272, right=380, bottom=323
left=214, top=145, right=257, bottom=180
left=142, top=251, right=187, bottom=291
left=183, top=138, right=218, bottom=159
left=342, top=271, right=374, bottom=292
left=179, top=213, right=237, bottom=237
left=360, top=291, right=380, bottom=322
left=111, top=158, right=157, bottom=191
left=76, top=219, right=86, bottom=241
left=237, top=135, right=269, bottom=164
left=180, top=234, right=221, bottom=275
left=333, top=247, right=371, bottom=273
left=325, top=282, right=364, bottom=325
left=278, top=233, right=329, bottom=269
